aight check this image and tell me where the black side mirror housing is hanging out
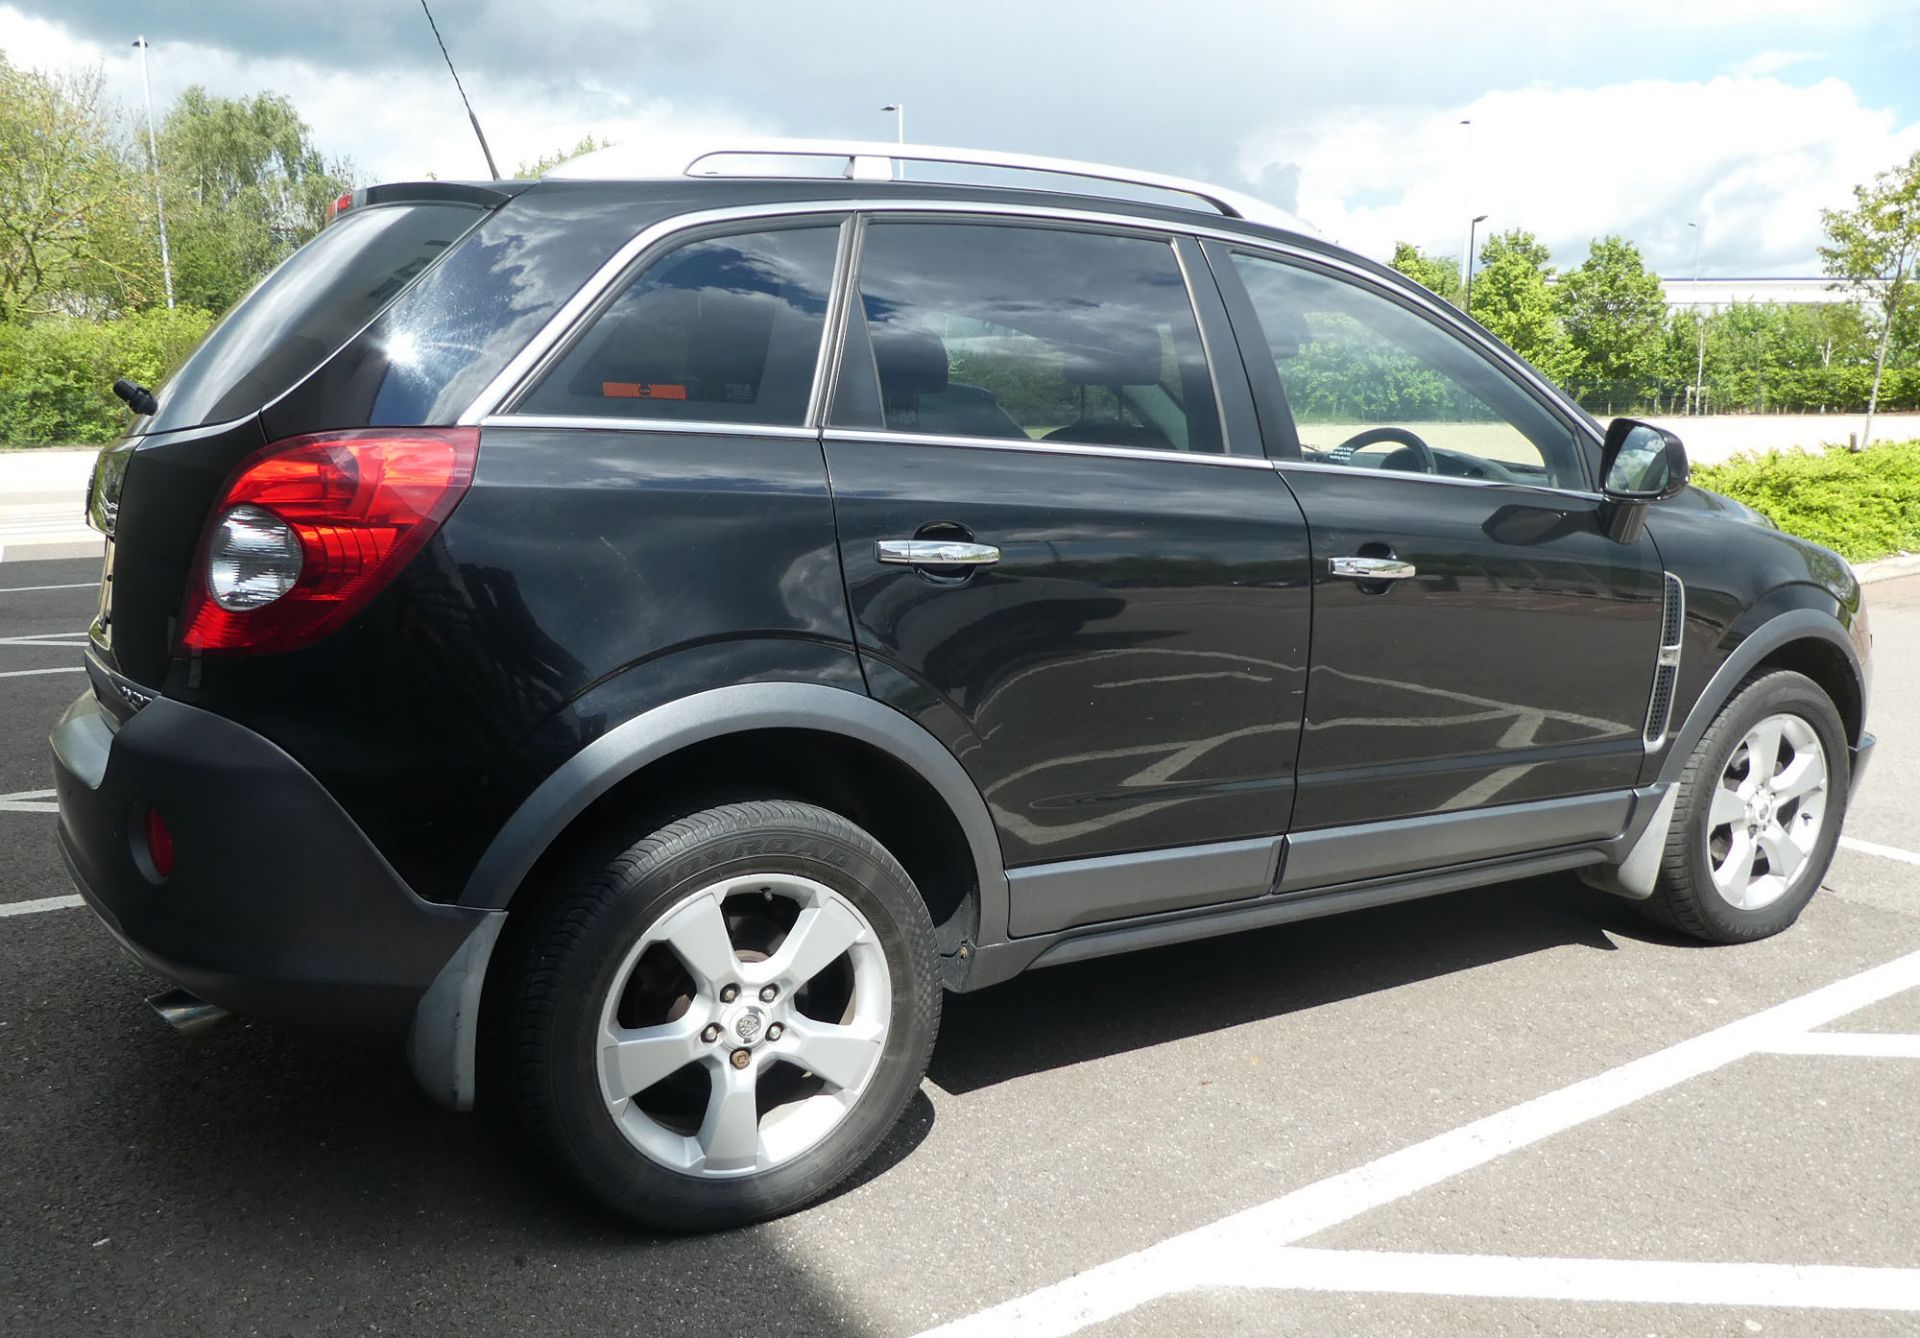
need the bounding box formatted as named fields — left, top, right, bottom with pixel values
left=1599, top=418, right=1688, bottom=542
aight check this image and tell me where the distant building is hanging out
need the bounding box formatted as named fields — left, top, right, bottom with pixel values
left=1657, top=277, right=1863, bottom=310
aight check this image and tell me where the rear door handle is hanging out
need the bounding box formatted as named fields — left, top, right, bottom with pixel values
left=877, top=540, right=1001, bottom=567
left=1328, top=556, right=1416, bottom=581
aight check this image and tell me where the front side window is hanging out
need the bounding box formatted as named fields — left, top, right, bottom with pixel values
left=1230, top=253, right=1584, bottom=488
left=835, top=222, right=1225, bottom=454
left=518, top=224, right=839, bottom=425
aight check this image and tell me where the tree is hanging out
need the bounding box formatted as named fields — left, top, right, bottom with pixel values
left=1559, top=234, right=1666, bottom=412
left=1820, top=150, right=1920, bottom=448
left=1388, top=241, right=1460, bottom=305
left=514, top=134, right=609, bottom=180
left=156, top=87, right=352, bottom=311
left=0, top=55, right=151, bottom=319
left=1468, top=229, right=1571, bottom=382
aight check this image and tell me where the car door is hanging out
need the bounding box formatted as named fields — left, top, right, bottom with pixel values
left=1208, top=242, right=1668, bottom=883
left=823, top=217, right=1312, bottom=936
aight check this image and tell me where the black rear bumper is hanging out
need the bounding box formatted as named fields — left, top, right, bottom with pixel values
left=51, top=688, right=493, bottom=1038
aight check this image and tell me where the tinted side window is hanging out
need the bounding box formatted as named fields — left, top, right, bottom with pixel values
left=518, top=226, right=839, bottom=426
left=1230, top=253, right=1584, bottom=488
left=836, top=223, right=1224, bottom=454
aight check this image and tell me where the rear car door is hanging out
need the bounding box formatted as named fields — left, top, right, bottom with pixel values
left=824, top=217, right=1312, bottom=936
left=1210, top=243, right=1668, bottom=878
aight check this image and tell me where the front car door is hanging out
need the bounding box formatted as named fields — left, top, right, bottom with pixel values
left=1209, top=243, right=1668, bottom=885
left=824, top=216, right=1313, bottom=936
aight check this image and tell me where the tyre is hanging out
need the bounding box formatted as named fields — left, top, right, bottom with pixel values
left=506, top=800, right=941, bottom=1231
left=1646, top=669, right=1849, bottom=943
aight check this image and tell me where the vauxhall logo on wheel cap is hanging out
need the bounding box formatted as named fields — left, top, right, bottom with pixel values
left=733, top=1006, right=766, bottom=1044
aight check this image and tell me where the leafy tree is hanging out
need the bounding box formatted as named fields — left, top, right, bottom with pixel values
left=1820, top=150, right=1920, bottom=447
left=514, top=134, right=610, bottom=180
left=1389, top=241, right=1460, bottom=305
left=1559, top=234, right=1665, bottom=412
left=0, top=55, right=150, bottom=318
left=157, top=87, right=352, bottom=311
left=1468, top=229, right=1571, bottom=382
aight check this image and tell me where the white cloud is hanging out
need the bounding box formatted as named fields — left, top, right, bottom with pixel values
left=1727, top=49, right=1817, bottom=77
left=0, top=5, right=768, bottom=181
left=1238, top=76, right=1920, bottom=277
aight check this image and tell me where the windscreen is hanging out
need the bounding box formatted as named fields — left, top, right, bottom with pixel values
left=141, top=202, right=484, bottom=435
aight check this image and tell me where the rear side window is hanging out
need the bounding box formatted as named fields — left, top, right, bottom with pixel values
left=832, top=222, right=1223, bottom=454
left=145, top=203, right=484, bottom=435
left=516, top=225, right=840, bottom=426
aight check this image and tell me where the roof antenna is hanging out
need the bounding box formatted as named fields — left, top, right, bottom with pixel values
left=418, top=0, right=500, bottom=179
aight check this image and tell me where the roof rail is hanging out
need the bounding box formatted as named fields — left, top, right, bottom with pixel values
left=544, top=136, right=1310, bottom=234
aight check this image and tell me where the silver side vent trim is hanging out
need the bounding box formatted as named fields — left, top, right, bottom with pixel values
left=1644, top=572, right=1685, bottom=747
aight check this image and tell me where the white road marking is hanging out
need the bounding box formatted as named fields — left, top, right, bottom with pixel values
left=915, top=947, right=1920, bottom=1337
left=0, top=894, right=83, bottom=918
left=1760, top=1031, right=1920, bottom=1059
left=1199, top=1249, right=1920, bottom=1312
left=0, top=632, right=88, bottom=647
left=1841, top=835, right=1920, bottom=868
left=0, top=582, right=97, bottom=594
left=0, top=666, right=84, bottom=678
left=0, top=788, right=58, bottom=814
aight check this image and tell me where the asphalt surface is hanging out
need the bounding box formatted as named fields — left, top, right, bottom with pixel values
left=3, top=554, right=1917, bottom=1337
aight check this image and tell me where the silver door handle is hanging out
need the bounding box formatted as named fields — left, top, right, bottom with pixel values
left=1328, top=555, right=1416, bottom=581
left=877, top=540, right=1001, bottom=566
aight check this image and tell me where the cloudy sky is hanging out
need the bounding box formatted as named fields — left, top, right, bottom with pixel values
left=7, top=0, right=1920, bottom=275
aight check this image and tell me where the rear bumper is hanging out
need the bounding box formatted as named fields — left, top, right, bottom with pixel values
left=51, top=688, right=493, bottom=1039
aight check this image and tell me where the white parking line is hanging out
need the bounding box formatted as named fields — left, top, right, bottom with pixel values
left=915, top=946, right=1920, bottom=1336
left=1, top=789, right=58, bottom=814
left=1841, top=836, right=1920, bottom=868
left=0, top=667, right=84, bottom=678
left=1761, top=1031, right=1920, bottom=1059
left=0, top=582, right=96, bottom=594
left=0, top=894, right=83, bottom=918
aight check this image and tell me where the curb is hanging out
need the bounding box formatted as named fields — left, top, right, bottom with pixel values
left=1853, top=553, right=1920, bottom=586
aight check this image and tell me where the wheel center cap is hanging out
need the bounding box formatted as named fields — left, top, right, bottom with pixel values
left=728, top=1004, right=767, bottom=1046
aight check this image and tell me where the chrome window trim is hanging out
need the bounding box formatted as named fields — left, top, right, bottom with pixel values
left=804, top=218, right=860, bottom=428
left=1275, top=457, right=1604, bottom=502
left=464, top=196, right=1605, bottom=481
left=824, top=426, right=1276, bottom=470
left=482, top=413, right=820, bottom=440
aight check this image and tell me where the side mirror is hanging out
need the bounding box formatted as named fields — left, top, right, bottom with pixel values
left=1599, top=419, right=1688, bottom=543
left=1601, top=419, right=1688, bottom=502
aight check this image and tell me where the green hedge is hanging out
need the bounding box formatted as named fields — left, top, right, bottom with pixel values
left=1692, top=440, right=1920, bottom=562
left=0, top=307, right=216, bottom=446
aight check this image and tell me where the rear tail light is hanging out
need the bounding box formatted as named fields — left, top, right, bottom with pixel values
left=143, top=807, right=175, bottom=879
left=179, top=429, right=478, bottom=655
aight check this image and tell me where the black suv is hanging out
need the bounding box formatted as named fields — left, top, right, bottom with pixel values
left=53, top=141, right=1873, bottom=1231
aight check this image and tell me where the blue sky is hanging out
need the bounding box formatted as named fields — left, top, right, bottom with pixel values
left=7, top=0, right=1920, bottom=275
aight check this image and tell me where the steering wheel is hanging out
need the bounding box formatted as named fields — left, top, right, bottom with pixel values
left=1334, top=426, right=1437, bottom=475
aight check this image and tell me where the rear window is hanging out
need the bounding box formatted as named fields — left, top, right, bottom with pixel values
left=143, top=202, right=483, bottom=435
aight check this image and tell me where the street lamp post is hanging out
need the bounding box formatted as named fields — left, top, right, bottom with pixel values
left=133, top=36, right=175, bottom=309
left=1457, top=119, right=1474, bottom=301
left=1688, top=221, right=1706, bottom=415
left=1464, top=214, right=1488, bottom=316
left=880, top=103, right=905, bottom=144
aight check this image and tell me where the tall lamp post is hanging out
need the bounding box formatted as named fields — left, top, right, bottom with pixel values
left=880, top=103, right=905, bottom=143
left=132, top=36, right=174, bottom=309
left=1464, top=214, right=1488, bottom=316
left=1457, top=119, right=1474, bottom=300
left=1688, top=221, right=1706, bottom=416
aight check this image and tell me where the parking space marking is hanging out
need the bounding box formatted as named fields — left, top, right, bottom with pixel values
left=1841, top=836, right=1920, bottom=868
left=0, top=667, right=84, bottom=678
left=1194, top=1249, right=1920, bottom=1312
left=1761, top=1032, right=1920, bottom=1059
left=916, top=946, right=1920, bottom=1337
left=1, top=789, right=57, bottom=814
left=0, top=632, right=88, bottom=648
left=0, top=894, right=83, bottom=918
left=0, top=582, right=96, bottom=594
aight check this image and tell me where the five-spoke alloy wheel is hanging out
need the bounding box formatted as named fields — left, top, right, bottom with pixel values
left=1649, top=669, right=1849, bottom=942
left=506, top=800, right=941, bottom=1231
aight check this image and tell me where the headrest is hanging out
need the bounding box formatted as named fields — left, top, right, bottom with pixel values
left=872, top=324, right=950, bottom=396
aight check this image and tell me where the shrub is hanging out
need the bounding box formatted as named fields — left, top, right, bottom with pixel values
left=1692, top=440, right=1920, bottom=562
left=0, top=306, right=216, bottom=445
